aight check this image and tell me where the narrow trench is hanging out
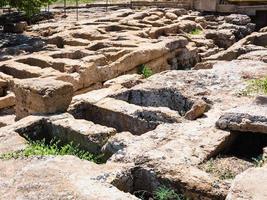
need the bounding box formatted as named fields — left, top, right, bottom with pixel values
left=14, top=119, right=108, bottom=164
left=112, top=88, right=194, bottom=116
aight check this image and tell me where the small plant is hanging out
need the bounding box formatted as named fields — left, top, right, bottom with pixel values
left=240, top=77, right=267, bottom=96
left=0, top=138, right=104, bottom=163
left=153, top=186, right=188, bottom=200
left=253, top=155, right=267, bottom=167
left=202, top=158, right=236, bottom=180
left=138, top=64, right=153, bottom=78
left=189, top=28, right=202, bottom=35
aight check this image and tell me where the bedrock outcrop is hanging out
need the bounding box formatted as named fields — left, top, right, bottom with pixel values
left=0, top=6, right=267, bottom=200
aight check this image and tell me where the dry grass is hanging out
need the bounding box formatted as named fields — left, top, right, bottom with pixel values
left=200, top=156, right=254, bottom=180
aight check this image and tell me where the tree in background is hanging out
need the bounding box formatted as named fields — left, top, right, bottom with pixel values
left=1, top=0, right=57, bottom=18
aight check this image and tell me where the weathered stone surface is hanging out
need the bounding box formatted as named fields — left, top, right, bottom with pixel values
left=14, top=78, right=73, bottom=119
left=184, top=99, right=207, bottom=120
left=225, top=14, right=251, bottom=26
left=48, top=113, right=117, bottom=153
left=1, top=7, right=267, bottom=200
left=0, top=130, right=26, bottom=154
left=102, top=132, right=135, bottom=157
left=216, top=96, right=267, bottom=134
left=0, top=115, right=44, bottom=154
left=204, top=32, right=267, bottom=61
left=103, top=74, right=144, bottom=88
left=205, top=29, right=236, bottom=49
left=0, top=114, right=15, bottom=128
left=238, top=50, right=267, bottom=63
left=0, top=156, right=138, bottom=200
left=109, top=121, right=232, bottom=199
left=226, top=166, right=267, bottom=200
left=165, top=12, right=178, bottom=20
left=70, top=97, right=182, bottom=135
left=0, top=92, right=15, bottom=110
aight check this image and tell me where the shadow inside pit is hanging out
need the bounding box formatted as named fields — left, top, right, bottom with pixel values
left=112, top=88, right=194, bottom=116
left=200, top=131, right=267, bottom=182
left=14, top=119, right=108, bottom=164
left=224, top=131, right=267, bottom=160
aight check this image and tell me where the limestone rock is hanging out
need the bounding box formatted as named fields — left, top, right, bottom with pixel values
left=0, top=92, right=15, bottom=109
left=216, top=96, right=267, bottom=134
left=238, top=50, right=267, bottom=63
left=205, top=29, right=236, bottom=49
left=226, top=166, right=267, bottom=200
left=70, top=97, right=181, bottom=135
left=109, top=122, right=232, bottom=199
left=185, top=99, right=207, bottom=120
left=0, top=156, right=138, bottom=200
left=103, top=74, right=143, bottom=88
left=165, top=12, right=178, bottom=20
left=14, top=78, right=73, bottom=119
left=205, top=32, right=267, bottom=61
left=260, top=26, right=267, bottom=32
left=225, top=14, right=251, bottom=26
left=48, top=114, right=117, bottom=153
left=0, top=116, right=44, bottom=154
left=102, top=132, right=135, bottom=157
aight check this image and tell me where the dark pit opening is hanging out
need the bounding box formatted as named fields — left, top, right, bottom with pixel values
left=200, top=131, right=267, bottom=181
left=69, top=102, right=160, bottom=135
left=13, top=118, right=107, bottom=164
left=225, top=131, right=267, bottom=160
left=113, top=167, right=189, bottom=200
left=112, top=88, right=194, bottom=116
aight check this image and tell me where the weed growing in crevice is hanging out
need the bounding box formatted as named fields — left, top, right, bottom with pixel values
left=189, top=28, right=202, bottom=35
left=253, top=154, right=267, bottom=167
left=240, top=77, right=267, bottom=96
left=202, top=158, right=235, bottom=180
left=0, top=138, right=105, bottom=164
left=199, top=155, right=255, bottom=180
left=133, top=186, right=188, bottom=200
left=153, top=186, right=188, bottom=200
left=138, top=64, right=153, bottom=78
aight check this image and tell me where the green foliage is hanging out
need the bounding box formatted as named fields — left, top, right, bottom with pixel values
left=0, top=138, right=104, bottom=163
left=0, top=0, right=9, bottom=7
left=133, top=186, right=188, bottom=200
left=189, top=28, right=202, bottom=35
left=253, top=154, right=267, bottom=167
left=153, top=186, right=188, bottom=200
left=241, top=77, right=267, bottom=96
left=138, top=64, right=153, bottom=78
left=2, top=0, right=58, bottom=18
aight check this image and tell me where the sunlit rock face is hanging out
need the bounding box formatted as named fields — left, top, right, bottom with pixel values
left=0, top=6, right=267, bottom=200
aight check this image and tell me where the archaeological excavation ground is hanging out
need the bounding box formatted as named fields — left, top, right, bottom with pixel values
left=1, top=2, right=267, bottom=200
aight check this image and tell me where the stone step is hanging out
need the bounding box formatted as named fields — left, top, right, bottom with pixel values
left=47, top=114, right=117, bottom=153
left=0, top=61, right=42, bottom=79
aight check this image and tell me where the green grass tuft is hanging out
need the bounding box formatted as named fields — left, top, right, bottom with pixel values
left=138, top=64, right=153, bottom=78
left=153, top=186, right=188, bottom=200
left=241, top=77, right=267, bottom=96
left=0, top=138, right=104, bottom=163
left=189, top=28, right=202, bottom=35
